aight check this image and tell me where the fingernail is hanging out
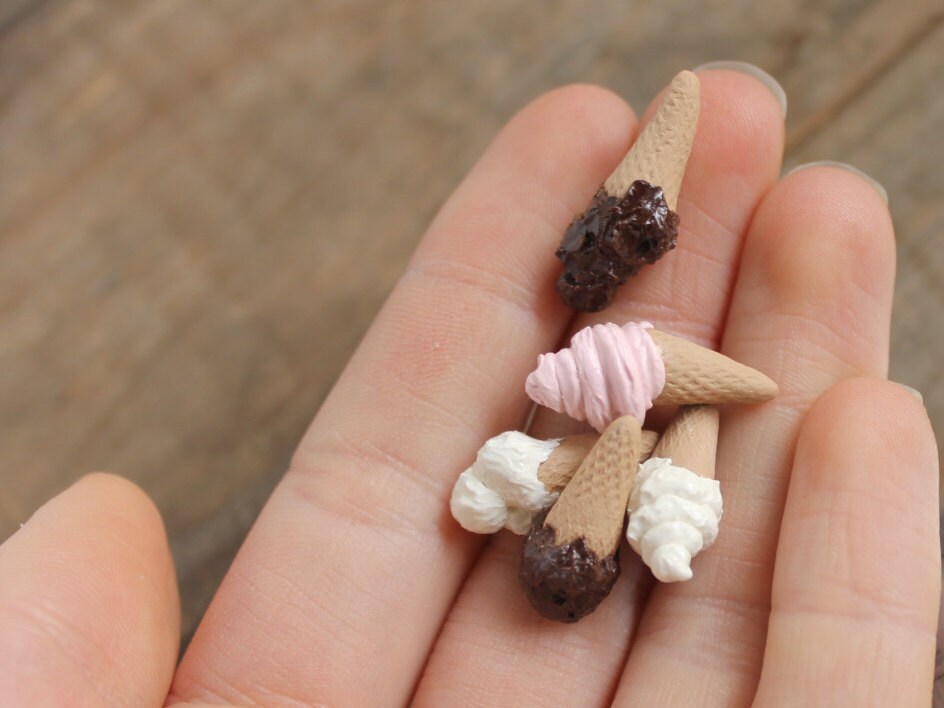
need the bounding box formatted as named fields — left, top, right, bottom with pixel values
left=693, top=60, right=787, bottom=117
left=893, top=382, right=924, bottom=403
left=785, top=161, right=888, bottom=204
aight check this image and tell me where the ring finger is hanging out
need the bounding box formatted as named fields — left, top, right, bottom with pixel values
left=613, top=164, right=896, bottom=705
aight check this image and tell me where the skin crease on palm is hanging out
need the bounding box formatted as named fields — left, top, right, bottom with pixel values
left=0, top=67, right=939, bottom=707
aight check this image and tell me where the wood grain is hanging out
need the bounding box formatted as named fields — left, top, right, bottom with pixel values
left=2, top=0, right=942, bottom=642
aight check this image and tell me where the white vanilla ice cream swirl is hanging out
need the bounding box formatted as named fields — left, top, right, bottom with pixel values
left=450, top=432, right=560, bottom=535
left=626, top=457, right=723, bottom=582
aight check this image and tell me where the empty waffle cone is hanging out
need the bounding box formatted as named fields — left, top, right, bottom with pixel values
left=538, top=429, right=660, bottom=493
left=649, top=329, right=779, bottom=406
left=519, top=416, right=643, bottom=623
left=603, top=70, right=700, bottom=209
left=651, top=405, right=719, bottom=478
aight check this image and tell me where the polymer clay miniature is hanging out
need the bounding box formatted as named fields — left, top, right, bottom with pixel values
left=518, top=416, right=643, bottom=622
left=556, top=71, right=700, bottom=311
left=449, top=321, right=776, bottom=622
left=448, top=71, right=779, bottom=624
left=525, top=322, right=777, bottom=431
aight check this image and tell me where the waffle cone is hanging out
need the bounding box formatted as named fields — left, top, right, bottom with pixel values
left=652, top=405, right=719, bottom=479
left=649, top=329, right=779, bottom=405
left=538, top=433, right=597, bottom=493
left=538, top=429, right=660, bottom=494
left=544, top=416, right=642, bottom=557
left=603, top=70, right=700, bottom=210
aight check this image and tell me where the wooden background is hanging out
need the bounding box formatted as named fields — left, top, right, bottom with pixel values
left=2, top=0, right=942, bottom=642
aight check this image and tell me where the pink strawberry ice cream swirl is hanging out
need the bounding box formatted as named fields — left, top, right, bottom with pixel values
left=525, top=322, right=666, bottom=431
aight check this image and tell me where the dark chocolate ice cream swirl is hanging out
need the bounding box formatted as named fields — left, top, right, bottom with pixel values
left=555, top=180, right=679, bottom=312
left=519, top=520, right=620, bottom=623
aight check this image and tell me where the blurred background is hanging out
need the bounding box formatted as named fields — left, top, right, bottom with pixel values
left=2, top=0, right=942, bottom=642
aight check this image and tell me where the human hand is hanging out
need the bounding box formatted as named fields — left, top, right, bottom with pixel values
left=1, top=67, right=938, bottom=706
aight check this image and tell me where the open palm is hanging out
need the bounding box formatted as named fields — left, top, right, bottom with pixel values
left=1, top=68, right=938, bottom=707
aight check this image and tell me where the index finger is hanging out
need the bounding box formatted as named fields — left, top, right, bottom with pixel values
left=169, top=85, right=638, bottom=706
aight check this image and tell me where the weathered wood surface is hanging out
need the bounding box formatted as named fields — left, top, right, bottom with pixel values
left=2, top=0, right=942, bottom=639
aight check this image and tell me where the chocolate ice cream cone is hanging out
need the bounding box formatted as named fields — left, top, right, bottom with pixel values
left=554, top=72, right=701, bottom=312
left=519, top=416, right=643, bottom=623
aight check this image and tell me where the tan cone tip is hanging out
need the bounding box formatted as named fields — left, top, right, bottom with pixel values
left=649, top=329, right=779, bottom=405
left=603, top=70, right=700, bottom=210
left=537, top=433, right=597, bottom=493
left=652, top=405, right=719, bottom=479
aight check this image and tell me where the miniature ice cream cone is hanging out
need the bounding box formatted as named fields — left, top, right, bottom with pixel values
left=556, top=71, right=701, bottom=312
left=525, top=321, right=777, bottom=432
left=451, top=429, right=659, bottom=535
left=518, top=416, right=643, bottom=623
left=627, top=405, right=723, bottom=582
